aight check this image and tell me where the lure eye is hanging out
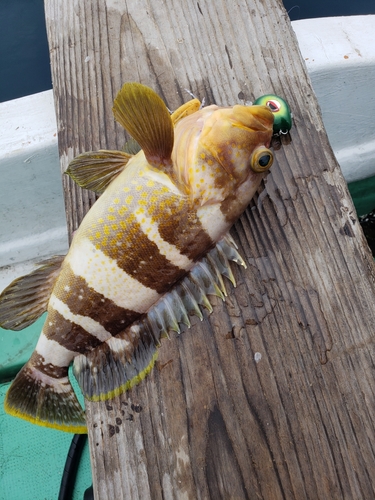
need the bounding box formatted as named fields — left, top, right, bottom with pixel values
left=250, top=147, right=273, bottom=173
left=266, top=99, right=281, bottom=112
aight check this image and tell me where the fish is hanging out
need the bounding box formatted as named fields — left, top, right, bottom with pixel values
left=0, top=83, right=290, bottom=433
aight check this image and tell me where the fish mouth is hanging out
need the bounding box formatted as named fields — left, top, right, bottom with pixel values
left=233, top=104, right=274, bottom=130
left=228, top=105, right=274, bottom=138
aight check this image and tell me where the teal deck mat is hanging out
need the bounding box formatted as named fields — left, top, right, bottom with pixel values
left=0, top=315, right=92, bottom=500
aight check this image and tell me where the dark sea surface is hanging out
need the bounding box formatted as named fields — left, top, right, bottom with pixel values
left=0, top=0, right=374, bottom=102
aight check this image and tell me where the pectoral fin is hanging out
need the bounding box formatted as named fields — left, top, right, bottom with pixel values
left=113, top=83, right=174, bottom=172
left=120, top=99, right=200, bottom=155
left=0, top=256, right=64, bottom=331
left=122, top=137, right=141, bottom=155
left=171, top=99, right=201, bottom=125
left=66, top=150, right=132, bottom=193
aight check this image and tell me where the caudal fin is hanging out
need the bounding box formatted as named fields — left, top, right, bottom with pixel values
left=4, top=362, right=86, bottom=433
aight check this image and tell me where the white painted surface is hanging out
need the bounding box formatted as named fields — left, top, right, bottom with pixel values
left=0, top=91, right=68, bottom=269
left=0, top=15, right=374, bottom=289
left=292, top=15, right=375, bottom=183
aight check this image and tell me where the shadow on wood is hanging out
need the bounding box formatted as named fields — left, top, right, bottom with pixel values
left=44, top=0, right=375, bottom=498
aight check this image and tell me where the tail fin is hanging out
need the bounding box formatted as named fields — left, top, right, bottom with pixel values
left=4, top=362, right=86, bottom=433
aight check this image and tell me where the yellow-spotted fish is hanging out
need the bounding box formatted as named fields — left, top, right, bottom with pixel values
left=0, top=83, right=291, bottom=433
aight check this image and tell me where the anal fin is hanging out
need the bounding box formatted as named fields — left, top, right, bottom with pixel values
left=74, top=234, right=245, bottom=402
left=74, top=321, right=158, bottom=401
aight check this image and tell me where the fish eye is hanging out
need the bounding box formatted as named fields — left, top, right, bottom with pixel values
left=250, top=147, right=273, bottom=173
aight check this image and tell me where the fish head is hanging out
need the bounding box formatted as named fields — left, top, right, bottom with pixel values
left=203, top=103, right=275, bottom=179
left=173, top=103, right=274, bottom=206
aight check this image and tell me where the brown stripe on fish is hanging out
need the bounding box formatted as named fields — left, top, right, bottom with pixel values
left=87, top=210, right=186, bottom=294
left=147, top=199, right=214, bottom=261
left=94, top=175, right=213, bottom=264
left=219, top=171, right=264, bottom=225
left=43, top=307, right=105, bottom=354
left=29, top=351, right=68, bottom=379
left=219, top=192, right=247, bottom=225
left=53, top=268, right=140, bottom=335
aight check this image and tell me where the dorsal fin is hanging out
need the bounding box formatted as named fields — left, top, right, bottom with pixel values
left=65, top=150, right=132, bottom=194
left=0, top=256, right=65, bottom=331
left=112, top=82, right=174, bottom=171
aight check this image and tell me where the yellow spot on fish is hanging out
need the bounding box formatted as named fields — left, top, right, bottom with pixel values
left=104, top=225, right=110, bottom=236
left=125, top=195, right=134, bottom=204
left=108, top=206, right=115, bottom=213
left=113, top=198, right=120, bottom=204
left=136, top=185, right=142, bottom=191
left=111, top=224, right=118, bottom=231
left=118, top=206, right=127, bottom=216
left=107, top=215, right=116, bottom=221
left=123, top=187, right=130, bottom=193
left=95, top=232, right=101, bottom=239
left=146, top=180, right=155, bottom=187
left=98, top=218, right=104, bottom=224
left=207, top=159, right=213, bottom=166
left=200, top=153, right=206, bottom=159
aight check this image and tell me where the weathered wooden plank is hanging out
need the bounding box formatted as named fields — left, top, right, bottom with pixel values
left=45, top=0, right=375, bottom=498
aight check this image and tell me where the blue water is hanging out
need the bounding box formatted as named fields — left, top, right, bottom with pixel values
left=0, top=0, right=51, bottom=102
left=0, top=0, right=374, bottom=102
left=283, top=0, right=374, bottom=20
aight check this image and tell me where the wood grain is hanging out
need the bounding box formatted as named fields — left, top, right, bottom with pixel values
left=44, top=0, right=375, bottom=498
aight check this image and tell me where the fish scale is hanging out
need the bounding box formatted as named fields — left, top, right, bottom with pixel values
left=0, top=82, right=291, bottom=433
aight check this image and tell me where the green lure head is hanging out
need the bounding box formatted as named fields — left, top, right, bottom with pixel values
left=253, top=94, right=292, bottom=136
left=253, top=94, right=292, bottom=149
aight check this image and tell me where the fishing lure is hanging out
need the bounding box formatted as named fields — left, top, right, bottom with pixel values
left=0, top=83, right=291, bottom=432
left=254, top=94, right=292, bottom=149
